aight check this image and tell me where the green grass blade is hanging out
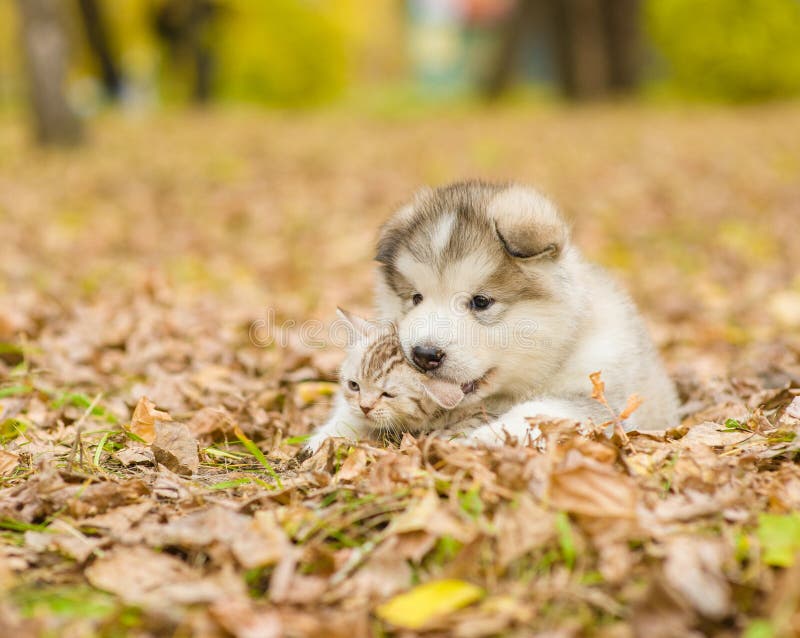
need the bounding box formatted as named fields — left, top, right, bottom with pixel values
left=234, top=426, right=282, bottom=489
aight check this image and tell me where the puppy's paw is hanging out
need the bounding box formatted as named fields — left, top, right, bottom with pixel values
left=465, top=423, right=507, bottom=446
left=466, top=409, right=544, bottom=447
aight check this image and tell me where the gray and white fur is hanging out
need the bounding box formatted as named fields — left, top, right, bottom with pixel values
left=374, top=180, right=679, bottom=444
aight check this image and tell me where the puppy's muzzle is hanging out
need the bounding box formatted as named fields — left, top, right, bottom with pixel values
left=412, top=345, right=445, bottom=371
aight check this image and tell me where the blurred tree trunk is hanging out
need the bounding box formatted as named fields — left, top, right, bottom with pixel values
left=483, top=0, right=539, bottom=99
left=77, top=0, right=124, bottom=100
left=484, top=0, right=641, bottom=101
left=553, top=0, right=610, bottom=99
left=153, top=0, right=219, bottom=104
left=603, top=0, right=641, bottom=91
left=16, top=0, right=83, bottom=145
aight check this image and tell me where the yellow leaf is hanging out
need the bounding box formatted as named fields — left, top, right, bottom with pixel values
left=375, top=579, right=484, bottom=629
left=127, top=396, right=172, bottom=445
left=295, top=381, right=338, bottom=405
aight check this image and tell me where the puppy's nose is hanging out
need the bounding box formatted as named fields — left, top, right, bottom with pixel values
left=412, top=345, right=445, bottom=370
left=360, top=404, right=372, bottom=416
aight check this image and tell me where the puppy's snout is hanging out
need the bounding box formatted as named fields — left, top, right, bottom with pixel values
left=412, top=345, right=445, bottom=370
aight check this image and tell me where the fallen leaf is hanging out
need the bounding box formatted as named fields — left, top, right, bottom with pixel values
left=679, top=421, right=754, bottom=449
left=786, top=396, right=800, bottom=421
left=0, top=449, right=18, bottom=476
left=387, top=490, right=475, bottom=542
left=151, top=421, right=199, bottom=475
left=295, top=381, right=338, bottom=406
left=758, top=513, right=800, bottom=567
left=619, top=394, right=644, bottom=420
left=148, top=506, right=288, bottom=569
left=128, top=396, right=172, bottom=445
left=375, top=579, right=484, bottom=630
left=549, top=454, right=638, bottom=518
left=336, top=536, right=413, bottom=601
left=187, top=406, right=236, bottom=442
left=663, top=536, right=730, bottom=620
left=86, top=546, right=196, bottom=603
left=79, top=502, right=152, bottom=536
left=115, top=444, right=154, bottom=467
left=493, top=495, right=555, bottom=568
left=210, top=597, right=282, bottom=638
left=336, top=447, right=368, bottom=482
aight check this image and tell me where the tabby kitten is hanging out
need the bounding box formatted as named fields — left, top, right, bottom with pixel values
left=305, top=309, right=490, bottom=453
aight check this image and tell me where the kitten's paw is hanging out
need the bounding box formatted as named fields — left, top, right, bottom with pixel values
left=303, top=432, right=328, bottom=455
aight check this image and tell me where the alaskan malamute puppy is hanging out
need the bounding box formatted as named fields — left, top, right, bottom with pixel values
left=375, top=181, right=679, bottom=443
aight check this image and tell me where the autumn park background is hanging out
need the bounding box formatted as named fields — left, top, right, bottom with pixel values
left=1, top=1, right=800, bottom=636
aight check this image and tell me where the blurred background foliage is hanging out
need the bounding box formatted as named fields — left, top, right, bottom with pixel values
left=646, top=0, right=800, bottom=101
left=2, top=0, right=800, bottom=145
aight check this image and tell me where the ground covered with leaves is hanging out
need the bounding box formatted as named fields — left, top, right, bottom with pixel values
left=1, top=103, right=800, bottom=637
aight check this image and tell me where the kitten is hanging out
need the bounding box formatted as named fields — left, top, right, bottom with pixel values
left=305, top=309, right=491, bottom=453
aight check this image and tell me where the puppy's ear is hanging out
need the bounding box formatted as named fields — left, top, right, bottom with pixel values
left=420, top=377, right=464, bottom=410
left=489, top=186, right=569, bottom=260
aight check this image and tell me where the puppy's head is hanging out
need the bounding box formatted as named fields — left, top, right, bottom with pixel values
left=375, top=181, right=579, bottom=402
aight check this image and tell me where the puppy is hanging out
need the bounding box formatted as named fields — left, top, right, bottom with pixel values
left=374, top=181, right=679, bottom=443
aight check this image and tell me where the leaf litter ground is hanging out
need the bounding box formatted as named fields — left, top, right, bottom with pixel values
left=1, top=104, right=800, bottom=637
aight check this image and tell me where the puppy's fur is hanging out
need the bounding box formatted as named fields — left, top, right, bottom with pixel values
left=375, top=181, right=678, bottom=443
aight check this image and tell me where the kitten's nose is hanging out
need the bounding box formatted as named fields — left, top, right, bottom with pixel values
left=360, top=404, right=372, bottom=416
left=412, top=345, right=445, bottom=370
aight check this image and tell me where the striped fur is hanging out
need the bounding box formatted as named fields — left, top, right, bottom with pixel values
left=306, top=314, right=491, bottom=452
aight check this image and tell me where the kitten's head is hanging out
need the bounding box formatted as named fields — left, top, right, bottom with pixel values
left=336, top=308, right=464, bottom=433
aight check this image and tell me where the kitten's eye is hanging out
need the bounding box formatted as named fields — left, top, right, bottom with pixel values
left=347, top=380, right=360, bottom=392
left=381, top=391, right=395, bottom=398
left=470, top=295, right=494, bottom=311
left=412, top=293, right=423, bottom=306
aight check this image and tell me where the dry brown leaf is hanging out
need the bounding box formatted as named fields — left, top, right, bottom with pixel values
left=663, top=536, right=731, bottom=620
left=679, top=421, right=755, bottom=450
left=128, top=396, right=172, bottom=444
left=187, top=406, right=236, bottom=442
left=336, top=447, right=368, bottom=482
left=0, top=450, right=19, bottom=476
left=590, top=371, right=606, bottom=402
left=79, top=502, right=152, bottom=537
left=86, top=546, right=196, bottom=603
left=151, top=421, right=199, bottom=475
left=209, top=598, right=282, bottom=638
left=549, top=454, right=638, bottom=518
left=619, top=394, right=644, bottom=420
left=632, top=577, right=696, bottom=638
left=150, top=506, right=288, bottom=569
left=493, top=494, right=555, bottom=568
left=387, top=490, right=476, bottom=543
left=114, top=444, right=154, bottom=467
left=336, top=536, right=413, bottom=602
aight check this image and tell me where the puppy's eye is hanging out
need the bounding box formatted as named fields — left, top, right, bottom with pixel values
left=470, top=295, right=494, bottom=310
left=412, top=293, right=423, bottom=306
left=381, top=391, right=395, bottom=398
left=347, top=380, right=360, bottom=392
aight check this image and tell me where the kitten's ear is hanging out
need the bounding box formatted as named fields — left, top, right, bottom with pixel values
left=421, top=378, right=464, bottom=409
left=336, top=308, right=375, bottom=337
